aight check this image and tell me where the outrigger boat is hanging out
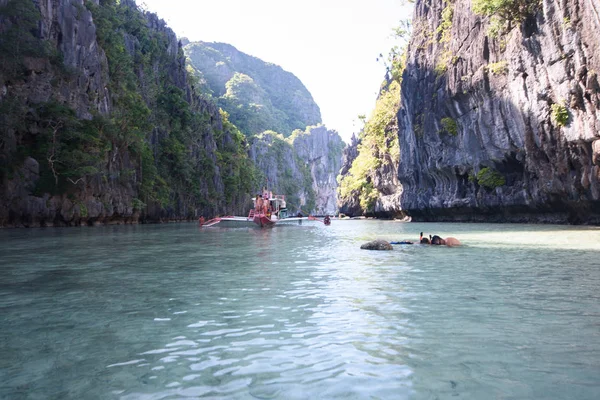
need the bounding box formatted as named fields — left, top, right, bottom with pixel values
left=200, top=194, right=331, bottom=228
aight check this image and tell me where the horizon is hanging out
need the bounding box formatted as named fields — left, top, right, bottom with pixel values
left=135, top=0, right=414, bottom=142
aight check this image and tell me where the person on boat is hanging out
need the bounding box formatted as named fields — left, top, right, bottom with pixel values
left=256, top=194, right=264, bottom=214
left=324, top=215, right=331, bottom=225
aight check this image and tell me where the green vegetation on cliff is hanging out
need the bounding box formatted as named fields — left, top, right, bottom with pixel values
left=89, top=0, right=257, bottom=212
left=338, top=79, right=402, bottom=213
left=435, top=0, right=455, bottom=75
left=251, top=130, right=317, bottom=214
left=472, top=0, right=540, bottom=20
left=440, top=117, right=459, bottom=136
left=0, top=0, right=62, bottom=82
left=476, top=167, right=506, bottom=189
left=218, top=72, right=285, bottom=136
left=472, top=0, right=541, bottom=37
left=551, top=103, right=569, bottom=127
left=184, top=41, right=321, bottom=137
left=1, top=0, right=255, bottom=221
left=337, top=23, right=409, bottom=214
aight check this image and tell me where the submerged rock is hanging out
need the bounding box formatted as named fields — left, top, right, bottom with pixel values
left=360, top=240, right=393, bottom=251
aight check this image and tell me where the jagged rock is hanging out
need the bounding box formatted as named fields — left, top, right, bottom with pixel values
left=340, top=0, right=600, bottom=224
left=38, top=0, right=111, bottom=118
left=360, top=240, right=393, bottom=250
left=0, top=0, right=236, bottom=227
left=249, top=125, right=344, bottom=215
left=399, top=0, right=600, bottom=224
left=593, top=140, right=600, bottom=166
left=337, top=105, right=406, bottom=219
left=337, top=134, right=362, bottom=217
left=338, top=0, right=600, bottom=225
left=293, top=125, right=345, bottom=215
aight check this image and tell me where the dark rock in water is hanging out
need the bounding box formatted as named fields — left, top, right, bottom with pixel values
left=360, top=240, right=393, bottom=250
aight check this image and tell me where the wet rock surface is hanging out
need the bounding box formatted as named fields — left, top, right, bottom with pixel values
left=360, top=240, right=394, bottom=251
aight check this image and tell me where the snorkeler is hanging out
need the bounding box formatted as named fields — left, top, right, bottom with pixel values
left=429, top=234, right=461, bottom=247
left=392, top=232, right=460, bottom=246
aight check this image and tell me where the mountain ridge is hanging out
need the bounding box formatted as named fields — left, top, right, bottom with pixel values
left=185, top=40, right=322, bottom=137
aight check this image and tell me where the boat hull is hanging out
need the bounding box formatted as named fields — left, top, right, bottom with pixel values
left=201, top=215, right=322, bottom=228
left=203, top=215, right=276, bottom=228
left=204, top=216, right=257, bottom=228
left=253, top=215, right=276, bottom=227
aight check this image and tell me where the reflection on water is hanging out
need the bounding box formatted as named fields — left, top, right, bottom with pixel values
left=0, top=221, right=599, bottom=399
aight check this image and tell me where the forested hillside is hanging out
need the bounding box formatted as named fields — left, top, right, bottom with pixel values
left=184, top=41, right=322, bottom=137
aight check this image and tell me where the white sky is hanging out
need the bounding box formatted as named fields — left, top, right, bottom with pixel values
left=136, top=0, right=414, bottom=142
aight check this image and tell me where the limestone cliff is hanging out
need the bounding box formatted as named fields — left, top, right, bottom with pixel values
left=341, top=0, right=600, bottom=224
left=185, top=41, right=322, bottom=137
left=337, top=134, right=362, bottom=216
left=249, top=125, right=344, bottom=216
left=0, top=0, right=342, bottom=227
left=292, top=125, right=345, bottom=215
left=337, top=77, right=405, bottom=218
left=398, top=0, right=600, bottom=223
left=0, top=0, right=252, bottom=227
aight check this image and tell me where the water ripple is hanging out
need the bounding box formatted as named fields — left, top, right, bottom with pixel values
left=1, top=222, right=599, bottom=399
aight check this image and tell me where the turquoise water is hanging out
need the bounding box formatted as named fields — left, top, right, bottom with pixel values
left=1, top=221, right=599, bottom=399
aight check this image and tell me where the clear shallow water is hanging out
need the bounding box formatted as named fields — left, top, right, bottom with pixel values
left=1, top=221, right=599, bottom=399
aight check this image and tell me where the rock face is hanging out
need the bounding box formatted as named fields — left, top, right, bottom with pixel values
left=0, top=0, right=110, bottom=116
left=337, top=134, right=362, bottom=216
left=0, top=0, right=250, bottom=227
left=337, top=131, right=404, bottom=218
left=185, top=41, right=322, bottom=137
left=0, top=0, right=343, bottom=227
left=337, top=77, right=405, bottom=219
left=249, top=125, right=344, bottom=216
left=293, top=126, right=345, bottom=215
left=397, top=0, right=600, bottom=223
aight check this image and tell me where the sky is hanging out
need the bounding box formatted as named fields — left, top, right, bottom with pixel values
left=135, top=0, right=414, bottom=142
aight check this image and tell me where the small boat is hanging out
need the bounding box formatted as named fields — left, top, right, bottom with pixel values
left=200, top=194, right=326, bottom=228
